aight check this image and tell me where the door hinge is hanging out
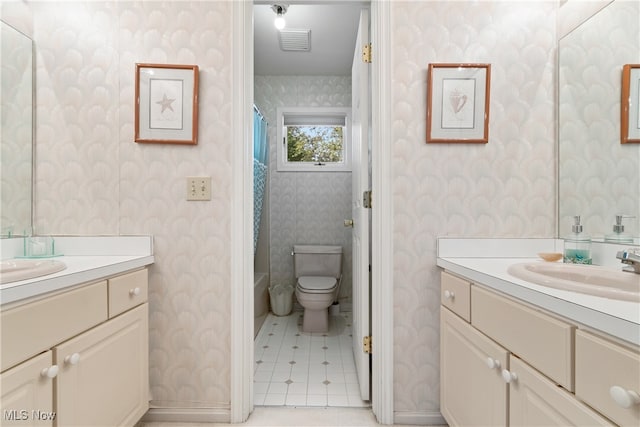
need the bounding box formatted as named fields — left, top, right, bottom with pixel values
left=362, top=43, right=372, bottom=63
left=363, top=190, right=372, bottom=209
left=363, top=335, right=372, bottom=354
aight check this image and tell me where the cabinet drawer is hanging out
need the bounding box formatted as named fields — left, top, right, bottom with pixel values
left=471, top=285, right=574, bottom=391
left=576, top=330, right=640, bottom=427
left=1, top=282, right=108, bottom=372
left=441, top=272, right=471, bottom=322
left=108, top=269, right=148, bottom=317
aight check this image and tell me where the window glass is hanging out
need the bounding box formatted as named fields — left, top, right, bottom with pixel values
left=286, top=125, right=344, bottom=164
left=276, top=107, right=351, bottom=172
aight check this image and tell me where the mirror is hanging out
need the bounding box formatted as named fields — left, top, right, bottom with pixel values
left=558, top=0, right=640, bottom=244
left=1, top=21, right=33, bottom=237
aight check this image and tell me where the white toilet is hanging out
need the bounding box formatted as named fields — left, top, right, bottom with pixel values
left=293, top=245, right=342, bottom=333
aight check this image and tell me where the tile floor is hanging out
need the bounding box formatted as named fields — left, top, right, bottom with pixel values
left=254, top=310, right=368, bottom=408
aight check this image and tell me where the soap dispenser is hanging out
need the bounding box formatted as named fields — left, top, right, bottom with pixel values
left=564, top=215, right=592, bottom=264
left=604, top=215, right=634, bottom=243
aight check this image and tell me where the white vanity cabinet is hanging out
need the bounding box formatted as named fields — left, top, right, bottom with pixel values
left=0, top=268, right=149, bottom=427
left=440, top=271, right=620, bottom=426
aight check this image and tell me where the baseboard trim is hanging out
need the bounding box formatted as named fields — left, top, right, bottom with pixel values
left=393, top=410, right=446, bottom=426
left=142, top=407, right=230, bottom=424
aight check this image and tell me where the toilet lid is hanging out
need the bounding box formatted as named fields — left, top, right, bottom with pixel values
left=297, top=276, right=337, bottom=292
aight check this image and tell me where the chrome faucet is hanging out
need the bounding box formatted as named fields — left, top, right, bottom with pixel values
left=616, top=249, right=640, bottom=274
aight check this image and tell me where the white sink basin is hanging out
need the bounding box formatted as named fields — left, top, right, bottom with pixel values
left=0, top=259, right=67, bottom=284
left=507, top=262, right=640, bottom=302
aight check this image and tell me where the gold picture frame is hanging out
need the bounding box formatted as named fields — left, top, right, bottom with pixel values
left=427, top=63, right=491, bottom=143
left=621, top=64, right=640, bottom=144
left=135, top=63, right=199, bottom=145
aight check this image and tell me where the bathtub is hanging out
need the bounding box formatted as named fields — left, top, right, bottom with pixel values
left=254, top=272, right=269, bottom=338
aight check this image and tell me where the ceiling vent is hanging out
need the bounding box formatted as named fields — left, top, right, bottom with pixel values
left=278, top=29, right=311, bottom=52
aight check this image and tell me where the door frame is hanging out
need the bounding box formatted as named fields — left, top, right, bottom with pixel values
left=230, top=1, right=394, bottom=424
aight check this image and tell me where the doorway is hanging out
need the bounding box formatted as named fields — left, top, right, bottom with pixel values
left=230, top=0, right=394, bottom=423
left=252, top=2, right=369, bottom=409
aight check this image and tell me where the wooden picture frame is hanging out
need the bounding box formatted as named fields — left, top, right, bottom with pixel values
left=427, top=63, right=491, bottom=143
left=135, top=63, right=199, bottom=145
left=621, top=64, right=640, bottom=144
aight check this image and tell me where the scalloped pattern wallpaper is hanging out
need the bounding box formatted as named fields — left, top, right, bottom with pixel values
left=4, top=0, right=562, bottom=421
left=391, top=1, right=555, bottom=416
left=29, top=1, right=233, bottom=410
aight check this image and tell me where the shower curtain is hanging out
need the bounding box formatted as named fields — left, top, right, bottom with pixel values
left=253, top=106, right=268, bottom=254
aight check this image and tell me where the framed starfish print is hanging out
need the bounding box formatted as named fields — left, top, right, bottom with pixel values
left=135, top=63, right=199, bottom=145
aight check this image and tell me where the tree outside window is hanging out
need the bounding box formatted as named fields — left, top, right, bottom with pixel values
left=286, top=125, right=344, bottom=163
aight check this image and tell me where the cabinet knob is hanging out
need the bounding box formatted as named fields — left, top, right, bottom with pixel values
left=610, top=385, right=640, bottom=409
left=64, top=352, right=81, bottom=365
left=486, top=357, right=501, bottom=370
left=501, top=369, right=518, bottom=384
left=129, top=287, right=141, bottom=296
left=40, top=365, right=59, bottom=379
left=444, top=290, right=455, bottom=300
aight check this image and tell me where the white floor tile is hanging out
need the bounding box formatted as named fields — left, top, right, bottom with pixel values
left=270, top=371, right=292, bottom=383
left=263, top=393, right=286, bottom=406
left=287, top=382, right=308, bottom=395
left=254, top=382, right=270, bottom=394
left=253, top=393, right=266, bottom=406
left=344, top=372, right=359, bottom=384
left=307, top=382, right=328, bottom=395
left=327, top=382, right=348, bottom=396
left=290, top=370, right=310, bottom=383
left=285, top=393, right=308, bottom=406
left=254, top=371, right=273, bottom=382
left=255, top=311, right=370, bottom=409
left=267, top=381, right=289, bottom=394
left=273, top=362, right=293, bottom=372
left=306, top=394, right=328, bottom=407
left=327, top=394, right=350, bottom=406
left=326, top=370, right=347, bottom=383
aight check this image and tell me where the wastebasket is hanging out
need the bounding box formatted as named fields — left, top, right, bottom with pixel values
left=269, top=283, right=294, bottom=316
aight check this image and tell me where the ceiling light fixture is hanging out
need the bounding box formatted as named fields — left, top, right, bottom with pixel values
left=271, top=4, right=288, bottom=30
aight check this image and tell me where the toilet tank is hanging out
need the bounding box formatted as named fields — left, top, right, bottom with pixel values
left=293, top=245, right=342, bottom=279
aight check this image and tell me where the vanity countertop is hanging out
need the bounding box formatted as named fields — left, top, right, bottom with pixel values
left=437, top=256, right=640, bottom=346
left=1, top=236, right=154, bottom=306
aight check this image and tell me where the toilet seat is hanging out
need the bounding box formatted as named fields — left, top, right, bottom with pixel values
left=297, top=276, right=337, bottom=293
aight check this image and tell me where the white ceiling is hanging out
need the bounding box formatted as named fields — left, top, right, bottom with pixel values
left=253, top=3, right=365, bottom=76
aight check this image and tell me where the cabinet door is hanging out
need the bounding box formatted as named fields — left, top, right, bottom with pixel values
left=54, top=304, right=148, bottom=427
left=440, top=307, right=508, bottom=426
left=509, top=357, right=612, bottom=426
left=0, top=351, right=56, bottom=426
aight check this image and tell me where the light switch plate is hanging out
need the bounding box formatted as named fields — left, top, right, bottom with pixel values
left=187, top=177, right=211, bottom=201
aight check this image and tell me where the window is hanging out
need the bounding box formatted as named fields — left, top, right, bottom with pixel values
left=276, top=107, right=351, bottom=172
